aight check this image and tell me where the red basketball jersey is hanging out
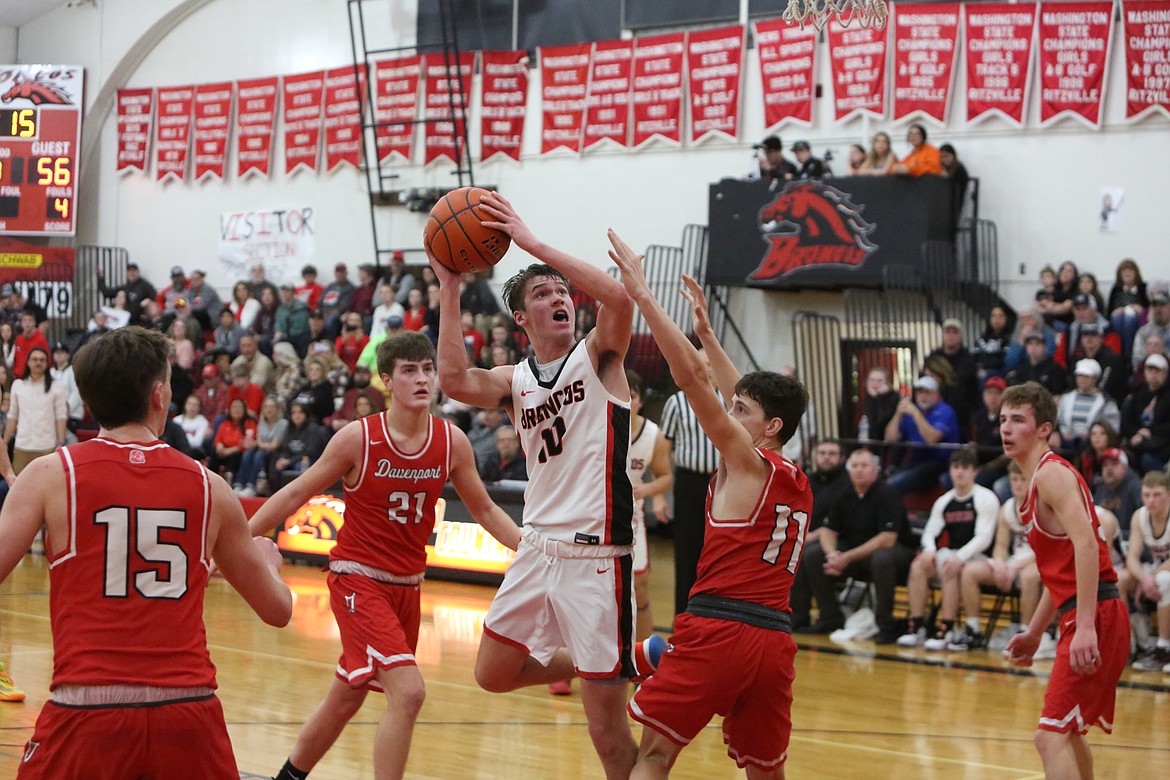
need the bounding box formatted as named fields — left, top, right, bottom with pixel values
left=692, top=449, right=813, bottom=611
left=51, top=438, right=216, bottom=690
left=1020, top=451, right=1117, bottom=608
left=334, top=413, right=451, bottom=575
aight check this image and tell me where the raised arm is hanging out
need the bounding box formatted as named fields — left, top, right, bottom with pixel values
left=609, top=230, right=760, bottom=477
left=681, top=275, right=738, bottom=406
left=447, top=428, right=521, bottom=551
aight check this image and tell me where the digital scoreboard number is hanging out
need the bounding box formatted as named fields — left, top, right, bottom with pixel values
left=0, top=65, right=83, bottom=236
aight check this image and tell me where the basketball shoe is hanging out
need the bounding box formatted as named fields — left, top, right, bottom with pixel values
left=0, top=663, right=25, bottom=702
left=947, top=627, right=987, bottom=652
left=631, top=634, right=668, bottom=683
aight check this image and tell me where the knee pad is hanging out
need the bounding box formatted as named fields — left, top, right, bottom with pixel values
left=1156, top=570, right=1170, bottom=607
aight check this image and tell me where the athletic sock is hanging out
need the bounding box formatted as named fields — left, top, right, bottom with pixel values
left=275, top=759, right=309, bottom=780
left=966, top=617, right=981, bottom=633
left=1157, top=638, right=1170, bottom=650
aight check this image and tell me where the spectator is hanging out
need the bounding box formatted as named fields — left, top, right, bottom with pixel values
left=1077, top=273, right=1107, bottom=318
left=460, top=310, right=486, bottom=365
left=5, top=347, right=66, bottom=474
left=459, top=272, right=501, bottom=321
left=209, top=397, right=256, bottom=480
left=791, top=140, right=826, bottom=180
left=275, top=283, right=312, bottom=356
left=213, top=306, right=244, bottom=357
left=306, top=309, right=329, bottom=347
left=845, top=143, right=867, bottom=175
left=383, top=250, right=416, bottom=306
left=250, top=286, right=279, bottom=352
left=302, top=358, right=337, bottom=424
left=138, top=299, right=166, bottom=331
left=1107, top=258, right=1148, bottom=358
left=320, top=262, right=356, bottom=337
left=1049, top=260, right=1080, bottom=329
left=1120, top=353, right=1170, bottom=472
left=481, top=323, right=518, bottom=367
left=1052, top=359, right=1122, bottom=453
left=890, top=123, right=942, bottom=177
left=0, top=284, right=20, bottom=332
left=423, top=282, right=442, bottom=342
left=808, top=439, right=849, bottom=532
left=295, top=264, right=324, bottom=311
left=157, top=266, right=190, bottom=314
left=1055, top=294, right=1122, bottom=370
left=327, top=362, right=385, bottom=432
left=352, top=395, right=375, bottom=419
left=938, top=143, right=970, bottom=215
left=1079, top=420, right=1121, bottom=484
left=369, top=282, right=405, bottom=339
left=468, top=406, right=507, bottom=469
left=859, top=131, right=895, bottom=174
left=272, top=341, right=307, bottom=408
left=1064, top=321, right=1128, bottom=404
left=1133, top=290, right=1170, bottom=372
left=186, top=269, right=222, bottom=332
left=247, top=263, right=278, bottom=303
left=1005, top=330, right=1068, bottom=395
left=229, top=281, right=261, bottom=333
left=232, top=334, right=276, bottom=395
left=479, top=425, right=527, bottom=482
left=0, top=322, right=14, bottom=369
left=752, top=134, right=796, bottom=183
left=858, top=365, right=900, bottom=444
left=13, top=311, right=49, bottom=378
left=972, top=306, right=1013, bottom=379
left=49, top=342, right=82, bottom=436
left=1125, top=471, right=1170, bottom=672
left=226, top=362, right=265, bottom=421
left=972, top=376, right=1011, bottom=500
left=271, top=397, right=327, bottom=491
left=195, top=363, right=230, bottom=428
left=96, top=260, right=156, bottom=322
left=897, top=449, right=999, bottom=650
left=236, top=395, right=288, bottom=497
left=884, top=375, right=960, bottom=493
left=350, top=263, right=379, bottom=322
left=928, top=319, right=979, bottom=434
left=1004, top=308, right=1055, bottom=371
left=168, top=318, right=197, bottom=373
left=1092, top=447, right=1144, bottom=543
left=795, top=448, right=917, bottom=643
left=335, top=312, right=369, bottom=372
left=402, top=287, right=427, bottom=332
left=174, top=394, right=211, bottom=459
left=99, top=289, right=133, bottom=330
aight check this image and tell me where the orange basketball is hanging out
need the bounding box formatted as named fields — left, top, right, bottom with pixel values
left=423, top=187, right=511, bottom=273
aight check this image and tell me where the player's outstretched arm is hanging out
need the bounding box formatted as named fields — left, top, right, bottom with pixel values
left=427, top=249, right=514, bottom=410
left=0, top=457, right=56, bottom=581
left=609, top=229, right=759, bottom=475
left=681, top=274, right=738, bottom=405
left=247, top=423, right=362, bottom=538
left=447, top=428, right=521, bottom=551
left=209, top=474, right=292, bottom=627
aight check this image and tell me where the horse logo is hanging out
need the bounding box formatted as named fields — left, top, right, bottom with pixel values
left=750, top=182, right=878, bottom=281
left=1, top=72, right=73, bottom=106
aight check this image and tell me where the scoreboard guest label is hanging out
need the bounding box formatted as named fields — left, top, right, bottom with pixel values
left=0, top=65, right=83, bottom=237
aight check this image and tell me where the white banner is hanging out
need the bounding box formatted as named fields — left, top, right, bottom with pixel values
left=218, top=206, right=315, bottom=284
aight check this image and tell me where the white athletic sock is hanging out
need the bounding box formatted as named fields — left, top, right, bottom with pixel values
left=1156, top=570, right=1170, bottom=608
left=1157, top=638, right=1170, bottom=650
left=966, top=617, right=981, bottom=633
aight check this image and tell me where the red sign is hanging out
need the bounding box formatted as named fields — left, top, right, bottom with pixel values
left=892, top=3, right=960, bottom=123
left=235, top=76, right=278, bottom=179
left=539, top=44, right=590, bottom=154
left=372, top=55, right=421, bottom=162
left=632, top=32, right=686, bottom=148
left=1123, top=0, right=1170, bottom=119
left=584, top=40, right=633, bottom=150
left=116, top=88, right=154, bottom=174
left=827, top=20, right=888, bottom=121
left=192, top=82, right=233, bottom=181
left=964, top=3, right=1037, bottom=126
left=283, top=70, right=325, bottom=175
left=155, top=85, right=194, bottom=183
left=1038, top=1, right=1116, bottom=128
left=480, top=50, right=529, bottom=162
left=755, top=19, right=817, bottom=128
left=687, top=25, right=744, bottom=143
left=422, top=53, right=475, bottom=166
left=323, top=66, right=366, bottom=172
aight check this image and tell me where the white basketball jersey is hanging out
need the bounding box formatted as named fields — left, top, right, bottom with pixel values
left=627, top=418, right=659, bottom=525
left=512, top=341, right=633, bottom=546
left=1137, top=506, right=1170, bottom=566
left=1001, top=497, right=1034, bottom=558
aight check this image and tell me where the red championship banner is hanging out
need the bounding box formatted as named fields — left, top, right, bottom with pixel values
left=584, top=40, right=633, bottom=150
left=827, top=19, right=888, bottom=121
left=892, top=3, right=960, bottom=123
left=192, top=81, right=233, bottom=181
left=155, top=85, right=194, bottom=183
left=422, top=52, right=475, bottom=166
left=283, top=70, right=326, bottom=175
left=755, top=19, right=817, bottom=128
left=964, top=3, right=1037, bottom=126
left=116, top=88, right=154, bottom=174
left=372, top=55, right=421, bottom=162
left=632, top=32, right=686, bottom=148
left=1123, top=0, right=1170, bottom=119
left=1038, top=1, right=1116, bottom=128
left=480, top=50, right=529, bottom=162
left=687, top=25, right=744, bottom=143
left=323, top=65, right=366, bottom=172
left=539, top=44, right=591, bottom=154
left=235, top=76, right=278, bottom=179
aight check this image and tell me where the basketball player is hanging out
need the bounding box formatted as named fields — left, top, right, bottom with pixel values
left=1000, top=382, right=1130, bottom=779
left=249, top=332, right=520, bottom=780
left=609, top=232, right=812, bottom=778
left=0, top=326, right=292, bottom=779
left=1124, top=471, right=1170, bottom=672
left=0, top=441, right=23, bottom=703
left=428, top=193, right=642, bottom=778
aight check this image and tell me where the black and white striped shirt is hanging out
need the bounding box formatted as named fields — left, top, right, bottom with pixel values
left=659, top=390, right=720, bottom=474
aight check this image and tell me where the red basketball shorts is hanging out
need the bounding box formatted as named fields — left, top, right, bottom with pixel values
left=18, top=695, right=236, bottom=780
left=329, top=571, right=421, bottom=691
left=628, top=612, right=797, bottom=770
left=1039, top=597, right=1130, bottom=734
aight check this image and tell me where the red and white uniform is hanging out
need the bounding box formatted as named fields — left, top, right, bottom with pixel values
left=329, top=413, right=451, bottom=690
left=627, top=417, right=659, bottom=573
left=1020, top=450, right=1129, bottom=735
left=20, top=438, right=236, bottom=780
left=630, top=449, right=812, bottom=770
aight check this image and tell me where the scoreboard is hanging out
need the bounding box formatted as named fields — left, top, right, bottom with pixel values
left=0, top=65, right=83, bottom=237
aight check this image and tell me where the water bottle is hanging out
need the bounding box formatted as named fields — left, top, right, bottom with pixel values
left=858, top=415, right=870, bottom=442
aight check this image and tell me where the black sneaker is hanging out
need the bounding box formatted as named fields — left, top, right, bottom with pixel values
left=874, top=625, right=901, bottom=645
left=1132, top=646, right=1170, bottom=672
left=947, top=627, right=987, bottom=651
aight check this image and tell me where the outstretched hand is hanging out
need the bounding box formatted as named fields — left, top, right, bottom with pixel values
left=680, top=275, right=712, bottom=340
left=477, top=192, right=538, bottom=250
left=424, top=244, right=461, bottom=288
left=607, top=229, right=650, bottom=301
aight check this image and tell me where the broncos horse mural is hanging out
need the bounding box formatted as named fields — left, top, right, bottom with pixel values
left=0, top=71, right=74, bottom=106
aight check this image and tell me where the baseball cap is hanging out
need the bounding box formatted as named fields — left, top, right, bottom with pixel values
left=1146, top=353, right=1169, bottom=371
left=941, top=318, right=964, bottom=332
left=1100, top=447, right=1128, bottom=466
left=983, top=375, right=1007, bottom=391
left=170, top=265, right=185, bottom=278
left=391, top=250, right=405, bottom=261
left=1024, top=330, right=1046, bottom=343
left=913, top=376, right=940, bottom=392
left=1074, top=358, right=1102, bottom=377
left=1079, top=321, right=1102, bottom=336
left=386, top=314, right=404, bottom=329
left=52, top=341, right=68, bottom=353
left=1073, top=293, right=1095, bottom=308
left=354, top=363, right=371, bottom=373
left=1151, top=291, right=1170, bottom=306
left=754, top=135, right=782, bottom=151
left=792, top=140, right=810, bottom=152
left=202, top=364, right=219, bottom=379
left=126, top=261, right=139, bottom=270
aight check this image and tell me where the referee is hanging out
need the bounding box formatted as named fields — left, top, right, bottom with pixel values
left=659, top=368, right=720, bottom=617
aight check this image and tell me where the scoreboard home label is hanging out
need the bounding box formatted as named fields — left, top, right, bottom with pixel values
left=0, top=65, right=84, bottom=237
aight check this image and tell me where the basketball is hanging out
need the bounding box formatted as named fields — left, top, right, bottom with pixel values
left=423, top=187, right=511, bottom=273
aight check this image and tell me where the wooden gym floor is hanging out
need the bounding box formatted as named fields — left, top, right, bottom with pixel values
left=1, top=535, right=1167, bottom=779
